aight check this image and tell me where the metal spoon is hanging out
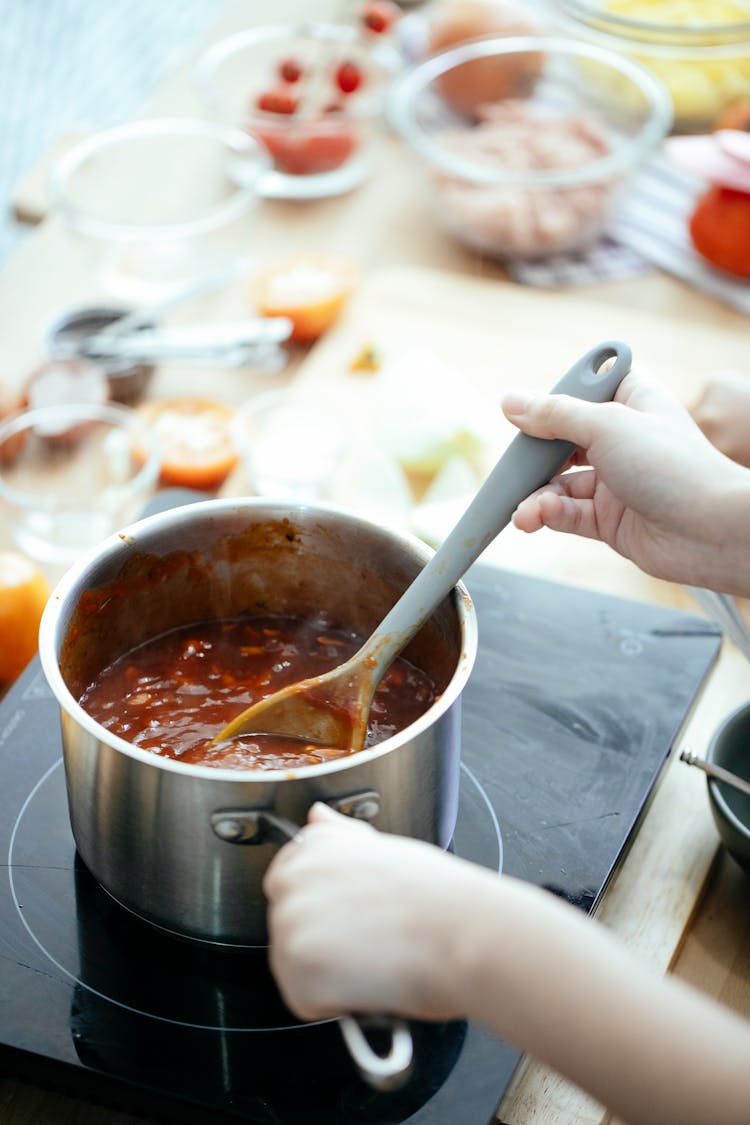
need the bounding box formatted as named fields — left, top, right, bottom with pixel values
left=215, top=340, right=633, bottom=750
left=680, top=748, right=750, bottom=798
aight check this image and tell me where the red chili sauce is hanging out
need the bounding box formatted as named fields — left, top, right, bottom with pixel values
left=78, top=613, right=436, bottom=770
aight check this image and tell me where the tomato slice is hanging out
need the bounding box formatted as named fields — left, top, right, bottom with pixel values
left=254, top=255, right=358, bottom=343
left=137, top=398, right=238, bottom=490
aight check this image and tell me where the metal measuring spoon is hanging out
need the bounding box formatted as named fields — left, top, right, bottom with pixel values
left=680, top=748, right=750, bottom=798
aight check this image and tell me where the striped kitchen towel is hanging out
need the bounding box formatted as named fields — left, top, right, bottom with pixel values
left=509, top=152, right=750, bottom=317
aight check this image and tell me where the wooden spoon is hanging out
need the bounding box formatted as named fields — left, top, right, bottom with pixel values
left=215, top=341, right=632, bottom=751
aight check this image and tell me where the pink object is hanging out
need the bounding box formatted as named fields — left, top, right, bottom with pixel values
left=666, top=130, right=750, bottom=193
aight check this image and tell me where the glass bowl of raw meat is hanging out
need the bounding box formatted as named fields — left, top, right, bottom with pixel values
left=388, top=34, right=673, bottom=261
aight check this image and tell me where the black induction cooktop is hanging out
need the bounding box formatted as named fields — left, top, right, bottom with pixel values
left=0, top=494, right=722, bottom=1124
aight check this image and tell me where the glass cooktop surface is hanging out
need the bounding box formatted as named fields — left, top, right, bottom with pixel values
left=0, top=496, right=721, bottom=1123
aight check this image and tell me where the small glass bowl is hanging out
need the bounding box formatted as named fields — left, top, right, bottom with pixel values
left=388, top=34, right=672, bottom=261
left=551, top=0, right=750, bottom=133
left=0, top=402, right=160, bottom=578
left=45, top=305, right=155, bottom=403
left=193, top=22, right=401, bottom=200
left=48, top=117, right=270, bottom=301
left=231, top=390, right=350, bottom=501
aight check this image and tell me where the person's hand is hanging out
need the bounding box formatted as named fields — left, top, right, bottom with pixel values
left=501, top=369, right=750, bottom=596
left=264, top=808, right=750, bottom=1125
left=263, top=803, right=484, bottom=1022
left=690, top=370, right=750, bottom=469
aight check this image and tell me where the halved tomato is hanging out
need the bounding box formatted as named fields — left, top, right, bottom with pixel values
left=254, top=255, right=358, bottom=344
left=137, top=398, right=238, bottom=490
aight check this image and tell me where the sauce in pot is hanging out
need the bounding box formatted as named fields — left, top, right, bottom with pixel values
left=78, top=614, right=437, bottom=769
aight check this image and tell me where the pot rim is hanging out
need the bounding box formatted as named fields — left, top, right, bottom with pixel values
left=39, top=496, right=479, bottom=783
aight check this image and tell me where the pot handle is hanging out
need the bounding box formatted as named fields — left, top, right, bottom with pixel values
left=211, top=803, right=415, bottom=1093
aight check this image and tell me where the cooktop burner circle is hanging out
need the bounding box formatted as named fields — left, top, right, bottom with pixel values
left=8, top=757, right=502, bottom=1034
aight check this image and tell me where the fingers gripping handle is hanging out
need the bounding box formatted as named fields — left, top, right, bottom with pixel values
left=212, top=806, right=415, bottom=1092
left=339, top=1014, right=414, bottom=1092
left=499, top=339, right=632, bottom=508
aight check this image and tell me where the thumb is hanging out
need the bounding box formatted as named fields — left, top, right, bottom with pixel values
left=307, top=802, right=371, bottom=829
left=502, top=390, right=624, bottom=450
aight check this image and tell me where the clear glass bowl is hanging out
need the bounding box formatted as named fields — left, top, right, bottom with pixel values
left=49, top=117, right=269, bottom=301
left=231, top=390, right=349, bottom=500
left=193, top=22, right=401, bottom=200
left=0, top=402, right=160, bottom=579
left=552, top=0, right=750, bottom=133
left=388, top=34, right=672, bottom=262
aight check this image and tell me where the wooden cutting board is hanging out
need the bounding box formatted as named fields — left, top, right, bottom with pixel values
left=289, top=263, right=750, bottom=609
left=294, top=264, right=750, bottom=407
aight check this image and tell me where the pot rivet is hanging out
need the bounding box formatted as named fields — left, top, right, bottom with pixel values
left=330, top=791, right=381, bottom=821
left=214, top=817, right=245, bottom=841
left=353, top=798, right=380, bottom=821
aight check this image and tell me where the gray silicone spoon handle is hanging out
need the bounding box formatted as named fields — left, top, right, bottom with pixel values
left=362, top=340, right=632, bottom=678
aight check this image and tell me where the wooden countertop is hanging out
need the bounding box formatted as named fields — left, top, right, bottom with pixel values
left=1, top=2, right=749, bottom=1122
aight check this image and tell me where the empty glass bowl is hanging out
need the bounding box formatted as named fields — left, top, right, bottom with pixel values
left=49, top=117, right=270, bottom=301
left=193, top=22, right=401, bottom=200
left=231, top=390, right=349, bottom=500
left=0, top=402, right=160, bottom=579
left=388, top=34, right=672, bottom=261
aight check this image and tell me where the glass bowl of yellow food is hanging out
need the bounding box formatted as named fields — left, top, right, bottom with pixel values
left=551, top=0, right=750, bottom=133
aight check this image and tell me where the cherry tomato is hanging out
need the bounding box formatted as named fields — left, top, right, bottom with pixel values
left=335, top=60, right=363, bottom=95
left=256, top=88, right=298, bottom=115
left=361, top=0, right=400, bottom=34
left=0, top=551, right=49, bottom=685
left=689, top=185, right=750, bottom=279
left=255, top=256, right=358, bottom=343
left=279, top=57, right=303, bottom=84
left=137, top=398, right=239, bottom=490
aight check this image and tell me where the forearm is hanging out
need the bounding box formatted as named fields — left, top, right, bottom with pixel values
left=447, top=872, right=750, bottom=1125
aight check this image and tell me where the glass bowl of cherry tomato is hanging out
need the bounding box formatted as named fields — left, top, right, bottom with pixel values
left=193, top=16, right=402, bottom=200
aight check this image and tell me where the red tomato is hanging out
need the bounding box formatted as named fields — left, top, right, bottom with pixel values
left=251, top=118, right=356, bottom=175
left=137, top=398, right=238, bottom=491
left=689, top=185, right=750, bottom=279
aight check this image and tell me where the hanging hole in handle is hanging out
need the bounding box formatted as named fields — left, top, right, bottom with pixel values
left=589, top=340, right=632, bottom=381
